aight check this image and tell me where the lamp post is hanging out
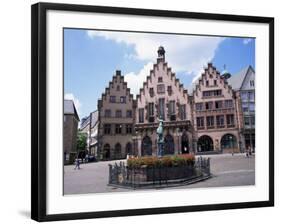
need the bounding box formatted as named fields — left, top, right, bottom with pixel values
left=175, top=128, right=181, bottom=155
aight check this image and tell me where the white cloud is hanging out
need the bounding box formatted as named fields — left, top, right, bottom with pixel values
left=243, top=38, right=252, bottom=45
left=64, top=93, right=81, bottom=115
left=124, top=62, right=154, bottom=96
left=87, top=30, right=224, bottom=87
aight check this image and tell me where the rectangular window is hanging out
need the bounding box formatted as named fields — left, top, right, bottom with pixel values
left=104, top=109, right=111, bottom=117
left=242, top=102, right=248, bottom=112
left=157, top=84, right=165, bottom=94
left=158, top=77, right=163, bottom=83
left=214, top=90, right=222, bottom=96
left=205, top=101, right=213, bottom=110
left=214, top=80, right=217, bottom=86
left=126, top=110, right=132, bottom=118
left=196, top=117, right=204, bottom=128
left=115, top=110, right=122, bottom=118
left=225, top=100, right=233, bottom=108
left=126, top=124, right=132, bottom=134
left=215, top=101, right=223, bottom=109
left=149, top=88, right=154, bottom=97
left=251, top=116, right=255, bottom=125
left=168, top=101, right=175, bottom=115
left=104, top=124, right=111, bottom=134
left=226, top=114, right=235, bottom=126
left=195, top=103, right=203, bottom=111
left=120, top=96, right=126, bottom=103
left=216, top=115, right=224, bottom=127
left=110, top=96, right=116, bottom=103
left=139, top=108, right=144, bottom=123
left=244, top=117, right=250, bottom=126
left=206, top=80, right=209, bottom=86
left=248, top=92, right=255, bottom=101
left=207, top=116, right=214, bottom=127
left=148, top=102, right=154, bottom=117
left=167, top=86, right=172, bottom=95
left=115, top=124, right=122, bottom=134
left=241, top=92, right=248, bottom=101
left=179, top=104, right=186, bottom=120
left=158, top=98, right=165, bottom=120
left=249, top=102, right=255, bottom=112
left=203, top=91, right=212, bottom=97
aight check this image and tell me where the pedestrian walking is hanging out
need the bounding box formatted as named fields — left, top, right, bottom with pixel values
left=74, top=157, right=80, bottom=170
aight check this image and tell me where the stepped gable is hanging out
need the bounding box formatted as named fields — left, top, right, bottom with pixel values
left=98, top=70, right=135, bottom=108
left=193, top=62, right=234, bottom=97
left=136, top=51, right=189, bottom=103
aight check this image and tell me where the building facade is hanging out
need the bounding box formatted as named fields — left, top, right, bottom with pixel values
left=80, top=110, right=99, bottom=156
left=84, top=46, right=255, bottom=160
left=64, top=99, right=80, bottom=163
left=191, top=63, right=241, bottom=154
left=135, top=46, right=192, bottom=156
left=97, top=71, right=136, bottom=160
left=228, top=66, right=255, bottom=152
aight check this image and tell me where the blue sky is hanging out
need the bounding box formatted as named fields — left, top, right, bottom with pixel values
left=64, top=29, right=255, bottom=119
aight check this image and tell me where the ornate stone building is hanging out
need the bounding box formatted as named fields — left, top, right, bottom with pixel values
left=92, top=46, right=254, bottom=159
left=97, top=71, right=136, bottom=160
left=191, top=63, right=241, bottom=154
left=135, top=46, right=192, bottom=156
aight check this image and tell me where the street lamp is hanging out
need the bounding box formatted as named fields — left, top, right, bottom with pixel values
left=175, top=128, right=182, bottom=155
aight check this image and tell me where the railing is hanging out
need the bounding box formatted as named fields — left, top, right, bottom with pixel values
left=108, top=157, right=211, bottom=189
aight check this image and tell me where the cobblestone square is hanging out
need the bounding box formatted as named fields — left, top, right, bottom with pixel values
left=64, top=153, right=255, bottom=195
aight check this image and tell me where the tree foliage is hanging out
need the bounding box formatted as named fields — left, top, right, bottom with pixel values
left=76, top=131, right=87, bottom=151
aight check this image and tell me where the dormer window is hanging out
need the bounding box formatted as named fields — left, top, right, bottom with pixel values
left=250, top=80, right=255, bottom=87
left=167, top=86, right=172, bottom=96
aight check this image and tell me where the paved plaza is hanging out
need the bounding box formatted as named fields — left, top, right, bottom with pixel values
left=64, top=153, right=255, bottom=195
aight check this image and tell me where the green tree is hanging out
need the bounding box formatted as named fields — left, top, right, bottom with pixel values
left=76, top=131, right=87, bottom=152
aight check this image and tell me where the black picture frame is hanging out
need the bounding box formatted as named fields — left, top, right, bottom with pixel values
left=31, top=2, right=274, bottom=222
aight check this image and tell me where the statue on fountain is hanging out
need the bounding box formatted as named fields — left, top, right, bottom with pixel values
left=156, top=116, right=164, bottom=157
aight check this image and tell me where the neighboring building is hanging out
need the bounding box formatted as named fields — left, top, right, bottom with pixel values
left=228, top=66, right=255, bottom=152
left=80, top=110, right=99, bottom=156
left=191, top=63, right=240, bottom=154
left=64, top=99, right=80, bottom=163
left=135, top=46, right=192, bottom=156
left=97, top=71, right=136, bottom=160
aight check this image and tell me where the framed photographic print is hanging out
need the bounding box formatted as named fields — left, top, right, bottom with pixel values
left=31, top=2, right=274, bottom=222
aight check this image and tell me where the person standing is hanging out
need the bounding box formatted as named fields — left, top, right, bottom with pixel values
left=74, top=157, right=80, bottom=170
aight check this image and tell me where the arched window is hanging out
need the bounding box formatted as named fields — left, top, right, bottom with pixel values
left=197, top=135, right=214, bottom=152
left=103, top=144, right=110, bottom=159
left=126, top=142, right=132, bottom=155
left=141, top=136, right=152, bottom=156
left=221, top=134, right=237, bottom=150
left=115, top=143, right=122, bottom=159
left=181, top=133, right=189, bottom=154
left=164, top=134, right=175, bottom=155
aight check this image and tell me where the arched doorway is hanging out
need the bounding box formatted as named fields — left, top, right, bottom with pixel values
left=141, top=136, right=152, bottom=156
left=197, top=135, right=213, bottom=152
left=103, top=144, right=110, bottom=159
left=181, top=133, right=189, bottom=154
left=126, top=142, right=132, bottom=156
left=221, top=134, right=237, bottom=150
left=115, top=143, right=122, bottom=159
left=164, top=134, right=175, bottom=155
